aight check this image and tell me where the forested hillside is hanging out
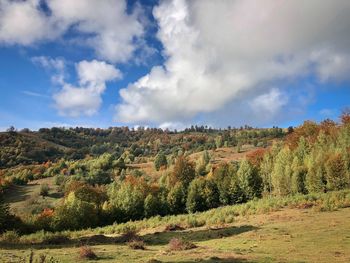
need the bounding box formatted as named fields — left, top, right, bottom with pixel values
left=0, top=125, right=284, bottom=168
left=0, top=113, right=349, bottom=234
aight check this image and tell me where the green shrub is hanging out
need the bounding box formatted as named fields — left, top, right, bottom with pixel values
left=128, top=240, right=145, bottom=250
left=0, top=230, right=19, bottom=244
left=39, top=183, right=50, bottom=197
left=154, top=151, right=167, bottom=171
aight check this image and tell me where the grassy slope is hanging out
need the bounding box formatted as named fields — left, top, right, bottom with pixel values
left=1, top=192, right=350, bottom=263
left=4, top=177, right=62, bottom=217
left=1, top=207, right=349, bottom=262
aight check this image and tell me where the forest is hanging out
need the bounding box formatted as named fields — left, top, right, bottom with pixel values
left=1, top=112, right=349, bottom=235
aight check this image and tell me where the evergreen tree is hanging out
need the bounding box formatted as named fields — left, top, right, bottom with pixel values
left=186, top=178, right=206, bottom=213
left=196, top=151, right=211, bottom=176
left=154, top=151, right=167, bottom=171
left=213, top=163, right=237, bottom=205
left=229, top=173, right=245, bottom=204
left=167, top=182, right=186, bottom=214
left=187, top=177, right=221, bottom=213
left=144, top=194, right=160, bottom=218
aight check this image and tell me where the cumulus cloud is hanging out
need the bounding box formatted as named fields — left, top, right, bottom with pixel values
left=52, top=60, right=121, bottom=117
left=0, top=0, right=143, bottom=62
left=0, top=0, right=57, bottom=45
left=32, top=57, right=122, bottom=117
left=116, top=0, right=350, bottom=126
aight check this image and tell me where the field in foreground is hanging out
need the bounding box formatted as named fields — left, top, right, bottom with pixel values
left=1, top=205, right=350, bottom=263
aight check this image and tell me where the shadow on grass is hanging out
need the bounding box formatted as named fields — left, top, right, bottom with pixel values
left=3, top=184, right=35, bottom=204
left=47, top=191, right=63, bottom=199
left=0, top=225, right=258, bottom=250
left=144, top=225, right=258, bottom=245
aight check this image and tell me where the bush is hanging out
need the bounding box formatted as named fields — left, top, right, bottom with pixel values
left=118, top=228, right=141, bottom=243
left=54, top=174, right=65, bottom=186
left=0, top=230, right=19, bottom=244
left=39, top=183, right=50, bottom=197
left=168, top=238, right=197, bottom=251
left=128, top=240, right=145, bottom=250
left=79, top=246, right=97, bottom=260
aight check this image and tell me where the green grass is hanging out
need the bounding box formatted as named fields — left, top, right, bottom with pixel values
left=1, top=207, right=350, bottom=262
left=30, top=189, right=349, bottom=240
left=4, top=177, right=62, bottom=217
left=1, top=190, right=350, bottom=262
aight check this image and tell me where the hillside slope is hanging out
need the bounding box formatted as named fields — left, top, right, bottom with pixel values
left=1, top=205, right=349, bottom=262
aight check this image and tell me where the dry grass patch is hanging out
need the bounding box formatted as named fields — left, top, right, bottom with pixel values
left=168, top=238, right=197, bottom=251
left=78, top=246, right=97, bottom=260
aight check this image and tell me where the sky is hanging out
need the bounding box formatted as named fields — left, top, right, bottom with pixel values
left=0, top=0, right=350, bottom=131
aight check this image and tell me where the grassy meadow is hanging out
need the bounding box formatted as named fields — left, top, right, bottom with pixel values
left=1, top=190, right=350, bottom=263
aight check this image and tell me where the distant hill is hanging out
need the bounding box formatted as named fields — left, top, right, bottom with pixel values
left=0, top=126, right=285, bottom=168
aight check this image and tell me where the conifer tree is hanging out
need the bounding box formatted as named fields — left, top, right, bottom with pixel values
left=154, top=151, right=168, bottom=171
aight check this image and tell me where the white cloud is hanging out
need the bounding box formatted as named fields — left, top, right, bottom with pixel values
left=311, top=49, right=350, bottom=82
left=31, top=56, right=66, bottom=84
left=76, top=60, right=122, bottom=91
left=116, top=0, right=350, bottom=126
left=249, top=89, right=288, bottom=121
left=159, top=121, right=187, bottom=131
left=22, top=90, right=49, bottom=98
left=0, top=0, right=143, bottom=63
left=31, top=56, right=65, bottom=71
left=0, top=0, right=57, bottom=45
left=53, top=60, right=121, bottom=117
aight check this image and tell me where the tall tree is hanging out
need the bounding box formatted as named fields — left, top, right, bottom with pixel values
left=237, top=159, right=262, bottom=200
left=170, top=156, right=195, bottom=186
left=154, top=151, right=168, bottom=171
left=271, top=148, right=293, bottom=196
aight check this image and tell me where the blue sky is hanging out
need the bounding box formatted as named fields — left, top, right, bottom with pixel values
left=0, top=0, right=349, bottom=131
